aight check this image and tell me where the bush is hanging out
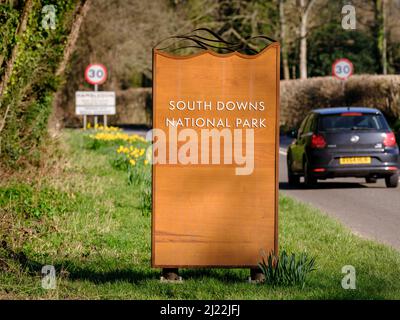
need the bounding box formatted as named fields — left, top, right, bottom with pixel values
left=259, top=250, right=316, bottom=288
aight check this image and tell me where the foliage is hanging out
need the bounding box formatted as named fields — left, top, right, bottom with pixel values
left=0, top=5, right=19, bottom=77
left=393, top=119, right=400, bottom=132
left=308, top=23, right=378, bottom=77
left=259, top=250, right=316, bottom=288
left=0, top=183, right=72, bottom=219
left=0, top=1, right=79, bottom=168
left=138, top=182, right=152, bottom=217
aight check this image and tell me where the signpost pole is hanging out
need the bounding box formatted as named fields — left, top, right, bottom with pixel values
left=332, top=58, right=353, bottom=105
left=94, top=84, right=98, bottom=128
left=83, top=115, right=87, bottom=130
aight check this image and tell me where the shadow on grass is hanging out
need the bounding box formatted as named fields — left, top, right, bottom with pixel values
left=57, top=263, right=248, bottom=284
left=279, top=181, right=369, bottom=190
left=12, top=251, right=248, bottom=285
left=6, top=252, right=397, bottom=299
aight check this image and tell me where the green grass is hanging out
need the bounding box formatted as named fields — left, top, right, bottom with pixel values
left=0, top=129, right=400, bottom=299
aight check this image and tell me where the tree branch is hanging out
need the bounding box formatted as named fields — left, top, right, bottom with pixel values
left=56, top=0, right=92, bottom=77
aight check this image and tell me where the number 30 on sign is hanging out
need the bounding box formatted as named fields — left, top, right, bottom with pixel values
left=332, top=58, right=353, bottom=80
left=85, top=64, right=107, bottom=85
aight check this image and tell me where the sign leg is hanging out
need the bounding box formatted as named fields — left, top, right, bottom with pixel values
left=104, top=115, right=107, bottom=127
left=83, top=115, right=87, bottom=130
left=250, top=267, right=265, bottom=282
left=162, top=268, right=180, bottom=281
left=94, top=116, right=98, bottom=128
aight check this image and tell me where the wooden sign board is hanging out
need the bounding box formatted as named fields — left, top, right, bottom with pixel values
left=152, top=43, right=280, bottom=267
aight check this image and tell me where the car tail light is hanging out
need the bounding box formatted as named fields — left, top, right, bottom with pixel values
left=311, top=134, right=327, bottom=148
left=313, top=168, right=326, bottom=172
left=383, top=132, right=396, bottom=147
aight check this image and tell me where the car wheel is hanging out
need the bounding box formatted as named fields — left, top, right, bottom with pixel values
left=385, top=173, right=399, bottom=188
left=287, top=155, right=300, bottom=185
left=365, top=177, right=377, bottom=184
left=304, top=161, right=317, bottom=187
left=288, top=172, right=300, bottom=185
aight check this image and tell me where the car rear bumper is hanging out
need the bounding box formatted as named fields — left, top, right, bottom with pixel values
left=308, top=147, right=399, bottom=178
left=310, top=166, right=399, bottom=178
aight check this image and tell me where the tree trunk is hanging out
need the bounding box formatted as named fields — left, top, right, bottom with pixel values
left=49, top=0, right=92, bottom=135
left=382, top=0, right=388, bottom=74
left=375, top=0, right=388, bottom=74
left=299, top=0, right=316, bottom=80
left=299, top=0, right=307, bottom=79
left=280, top=0, right=290, bottom=80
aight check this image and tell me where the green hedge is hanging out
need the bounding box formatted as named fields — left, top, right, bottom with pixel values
left=280, top=75, right=400, bottom=129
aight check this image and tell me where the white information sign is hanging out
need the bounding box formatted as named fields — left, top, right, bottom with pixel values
left=75, top=91, right=116, bottom=115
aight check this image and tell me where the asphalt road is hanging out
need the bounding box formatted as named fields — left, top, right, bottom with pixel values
left=279, top=136, right=400, bottom=250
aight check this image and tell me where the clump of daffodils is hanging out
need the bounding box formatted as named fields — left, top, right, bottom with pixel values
left=85, top=123, right=122, bottom=132
left=117, top=145, right=148, bottom=166
left=89, top=132, right=147, bottom=143
left=94, top=124, right=122, bottom=132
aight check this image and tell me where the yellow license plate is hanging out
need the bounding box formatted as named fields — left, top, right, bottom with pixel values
left=340, top=157, right=371, bottom=165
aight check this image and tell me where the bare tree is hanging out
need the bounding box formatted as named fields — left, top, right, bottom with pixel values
left=380, top=0, right=388, bottom=74
left=299, top=0, right=317, bottom=79
left=56, top=0, right=92, bottom=77
left=279, top=0, right=290, bottom=80
left=73, top=0, right=192, bottom=85
left=49, top=0, right=92, bottom=133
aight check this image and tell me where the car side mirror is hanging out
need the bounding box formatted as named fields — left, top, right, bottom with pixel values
left=288, top=129, right=298, bottom=139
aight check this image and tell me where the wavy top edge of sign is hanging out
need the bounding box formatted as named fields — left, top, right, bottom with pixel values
left=154, top=42, right=280, bottom=60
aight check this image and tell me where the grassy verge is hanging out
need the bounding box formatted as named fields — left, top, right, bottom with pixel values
left=0, top=129, right=399, bottom=299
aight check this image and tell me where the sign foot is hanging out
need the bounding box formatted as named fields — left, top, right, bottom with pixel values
left=248, top=268, right=265, bottom=283
left=160, top=268, right=182, bottom=282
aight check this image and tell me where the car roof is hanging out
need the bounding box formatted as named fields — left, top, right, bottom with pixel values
left=312, top=107, right=381, bottom=115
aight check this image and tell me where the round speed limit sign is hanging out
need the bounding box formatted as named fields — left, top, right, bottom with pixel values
left=85, top=63, right=107, bottom=85
left=332, top=58, right=353, bottom=80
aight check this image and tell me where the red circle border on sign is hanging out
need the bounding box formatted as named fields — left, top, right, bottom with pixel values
left=84, top=63, right=108, bottom=85
left=332, top=58, right=354, bottom=80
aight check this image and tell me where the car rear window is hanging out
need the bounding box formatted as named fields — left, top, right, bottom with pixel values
left=318, top=113, right=389, bottom=131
